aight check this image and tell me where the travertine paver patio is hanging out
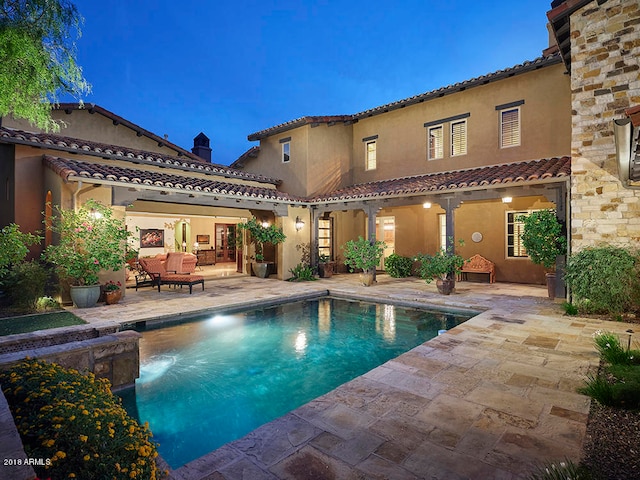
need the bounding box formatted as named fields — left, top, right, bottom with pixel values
left=69, top=274, right=636, bottom=479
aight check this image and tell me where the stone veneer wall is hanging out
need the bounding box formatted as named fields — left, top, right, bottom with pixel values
left=0, top=329, right=141, bottom=391
left=570, top=0, right=640, bottom=250
left=0, top=322, right=119, bottom=355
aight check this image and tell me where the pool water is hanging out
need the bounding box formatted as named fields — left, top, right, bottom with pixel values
left=119, top=297, right=474, bottom=468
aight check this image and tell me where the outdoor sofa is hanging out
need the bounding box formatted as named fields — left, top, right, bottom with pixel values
left=137, top=254, right=204, bottom=294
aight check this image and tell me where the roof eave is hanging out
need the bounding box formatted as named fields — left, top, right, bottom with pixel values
left=1, top=127, right=282, bottom=186
left=547, top=0, right=609, bottom=72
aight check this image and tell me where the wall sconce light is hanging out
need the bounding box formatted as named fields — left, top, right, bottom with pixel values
left=422, top=202, right=432, bottom=209
left=502, top=196, right=513, bottom=203
left=295, top=216, right=305, bottom=231
left=261, top=220, right=270, bottom=228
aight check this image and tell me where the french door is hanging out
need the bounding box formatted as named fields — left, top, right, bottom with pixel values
left=215, top=224, right=237, bottom=263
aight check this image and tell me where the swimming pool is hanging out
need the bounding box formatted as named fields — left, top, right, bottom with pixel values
left=119, top=297, right=475, bottom=468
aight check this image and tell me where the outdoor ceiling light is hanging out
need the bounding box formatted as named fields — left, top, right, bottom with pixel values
left=295, top=216, right=305, bottom=231
left=502, top=196, right=513, bottom=203
left=422, top=202, right=432, bottom=209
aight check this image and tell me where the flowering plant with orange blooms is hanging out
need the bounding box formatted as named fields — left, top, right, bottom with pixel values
left=0, top=358, right=162, bottom=480
left=44, top=200, right=131, bottom=286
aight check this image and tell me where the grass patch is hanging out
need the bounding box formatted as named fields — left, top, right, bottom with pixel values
left=0, top=310, right=86, bottom=336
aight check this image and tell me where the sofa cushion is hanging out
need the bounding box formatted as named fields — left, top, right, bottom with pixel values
left=165, top=252, right=184, bottom=273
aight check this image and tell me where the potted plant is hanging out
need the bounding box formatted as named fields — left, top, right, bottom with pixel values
left=237, top=217, right=287, bottom=278
left=318, top=253, right=335, bottom=278
left=415, top=245, right=465, bottom=295
left=44, top=200, right=131, bottom=308
left=342, top=236, right=385, bottom=286
left=518, top=209, right=567, bottom=299
left=103, top=280, right=122, bottom=305
left=518, top=209, right=567, bottom=300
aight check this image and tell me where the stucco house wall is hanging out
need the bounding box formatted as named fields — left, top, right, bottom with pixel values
left=4, top=107, right=189, bottom=159
left=350, top=62, right=571, bottom=184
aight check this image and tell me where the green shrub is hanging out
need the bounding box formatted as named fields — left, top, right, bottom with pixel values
left=561, top=302, right=578, bottom=315
left=518, top=209, right=567, bottom=270
left=384, top=253, right=414, bottom=278
left=3, top=260, right=49, bottom=310
left=593, top=331, right=633, bottom=365
left=580, top=373, right=615, bottom=406
left=580, top=371, right=640, bottom=409
left=288, top=263, right=316, bottom=281
left=36, top=296, right=61, bottom=312
left=0, top=359, right=162, bottom=480
left=581, top=331, right=640, bottom=409
left=0, top=223, right=41, bottom=280
left=527, top=459, right=591, bottom=480
left=342, top=236, right=386, bottom=272
left=564, top=246, right=640, bottom=314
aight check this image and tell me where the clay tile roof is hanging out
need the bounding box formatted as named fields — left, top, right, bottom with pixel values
left=353, top=54, right=562, bottom=120
left=309, top=157, right=570, bottom=203
left=626, top=105, right=640, bottom=127
left=0, top=126, right=281, bottom=185
left=43, top=156, right=300, bottom=203
left=247, top=116, right=353, bottom=141
left=230, top=145, right=260, bottom=169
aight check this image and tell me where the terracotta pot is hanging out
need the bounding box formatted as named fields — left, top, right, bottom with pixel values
left=436, top=278, right=455, bottom=295
left=69, top=285, right=101, bottom=308
left=104, top=289, right=122, bottom=305
left=546, top=272, right=556, bottom=300
left=359, top=270, right=375, bottom=286
left=318, top=262, right=334, bottom=278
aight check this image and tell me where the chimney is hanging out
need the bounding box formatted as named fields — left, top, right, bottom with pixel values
left=542, top=22, right=560, bottom=56
left=192, top=132, right=212, bottom=162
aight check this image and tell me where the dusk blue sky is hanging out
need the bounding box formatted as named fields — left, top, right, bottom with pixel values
left=67, top=1, right=554, bottom=165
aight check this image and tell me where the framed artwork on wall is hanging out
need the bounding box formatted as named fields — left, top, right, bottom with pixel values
left=196, top=234, right=210, bottom=244
left=140, top=229, right=164, bottom=248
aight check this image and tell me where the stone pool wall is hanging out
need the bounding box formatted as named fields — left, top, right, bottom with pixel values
left=0, top=324, right=141, bottom=480
left=0, top=321, right=119, bottom=355
left=0, top=323, right=141, bottom=391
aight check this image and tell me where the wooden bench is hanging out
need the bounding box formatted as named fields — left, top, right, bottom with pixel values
left=458, top=254, right=496, bottom=283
